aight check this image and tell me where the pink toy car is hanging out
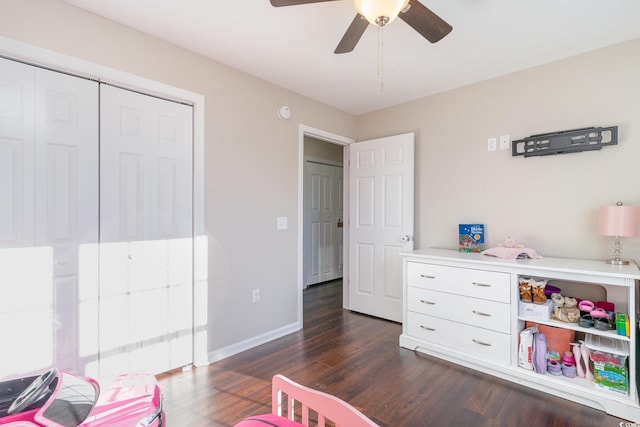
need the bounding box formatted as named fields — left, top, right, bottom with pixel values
left=0, top=368, right=164, bottom=426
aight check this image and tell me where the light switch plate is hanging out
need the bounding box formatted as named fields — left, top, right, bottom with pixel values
left=488, top=137, right=497, bottom=151
left=500, top=134, right=510, bottom=150
left=277, top=216, right=288, bottom=230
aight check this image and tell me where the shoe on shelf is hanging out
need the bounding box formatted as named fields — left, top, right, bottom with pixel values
left=547, top=359, right=562, bottom=376
left=551, top=293, right=564, bottom=308
left=519, top=279, right=533, bottom=303
left=531, top=278, right=547, bottom=304
left=562, top=362, right=577, bottom=378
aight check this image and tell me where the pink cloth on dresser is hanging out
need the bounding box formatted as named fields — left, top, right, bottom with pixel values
left=481, top=246, right=542, bottom=259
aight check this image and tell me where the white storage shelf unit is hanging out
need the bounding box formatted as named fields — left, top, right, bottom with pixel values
left=399, top=248, right=640, bottom=421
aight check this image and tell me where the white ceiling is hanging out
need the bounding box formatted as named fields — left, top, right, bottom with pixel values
left=62, top=0, right=640, bottom=115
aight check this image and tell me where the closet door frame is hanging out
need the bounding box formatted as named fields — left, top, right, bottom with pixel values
left=0, top=35, right=208, bottom=368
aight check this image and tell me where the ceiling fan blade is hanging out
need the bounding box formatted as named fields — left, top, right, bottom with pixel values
left=270, top=0, right=339, bottom=6
left=399, top=0, right=452, bottom=43
left=334, top=14, right=369, bottom=54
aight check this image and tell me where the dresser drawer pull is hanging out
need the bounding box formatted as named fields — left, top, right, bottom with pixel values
left=419, top=325, right=436, bottom=331
left=419, top=299, right=436, bottom=305
left=472, top=310, right=491, bottom=317
left=472, top=339, right=492, bottom=347
left=419, top=274, right=436, bottom=279
left=472, top=281, right=492, bottom=287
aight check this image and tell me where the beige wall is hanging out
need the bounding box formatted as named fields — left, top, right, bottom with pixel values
left=304, top=136, right=344, bottom=165
left=357, top=38, right=640, bottom=261
left=2, top=0, right=639, bottom=363
left=0, top=0, right=356, bottom=358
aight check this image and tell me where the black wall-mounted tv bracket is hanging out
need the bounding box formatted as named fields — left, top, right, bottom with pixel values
left=512, top=126, right=618, bottom=157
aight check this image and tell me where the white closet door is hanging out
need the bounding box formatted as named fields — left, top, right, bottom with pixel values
left=0, top=57, right=35, bottom=249
left=304, top=162, right=343, bottom=286
left=0, top=58, right=99, bottom=378
left=35, top=68, right=99, bottom=376
left=0, top=58, right=40, bottom=379
left=99, top=84, right=193, bottom=376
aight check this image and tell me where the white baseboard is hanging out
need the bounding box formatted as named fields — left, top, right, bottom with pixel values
left=204, top=322, right=302, bottom=365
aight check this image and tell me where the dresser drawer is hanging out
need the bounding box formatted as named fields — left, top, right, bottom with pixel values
left=406, top=262, right=510, bottom=303
left=407, top=287, right=510, bottom=334
left=406, top=311, right=510, bottom=365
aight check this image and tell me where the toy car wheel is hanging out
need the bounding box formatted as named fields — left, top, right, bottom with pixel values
left=7, top=368, right=58, bottom=415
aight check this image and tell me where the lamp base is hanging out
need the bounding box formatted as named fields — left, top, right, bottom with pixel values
left=605, top=258, right=630, bottom=265
left=605, top=235, right=632, bottom=265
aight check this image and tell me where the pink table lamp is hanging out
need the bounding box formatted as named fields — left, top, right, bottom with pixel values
left=598, top=201, right=640, bottom=265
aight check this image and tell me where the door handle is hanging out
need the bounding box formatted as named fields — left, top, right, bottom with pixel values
left=401, top=235, right=412, bottom=242
left=337, top=219, right=343, bottom=228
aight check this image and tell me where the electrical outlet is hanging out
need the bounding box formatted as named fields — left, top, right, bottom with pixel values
left=487, top=137, right=497, bottom=151
left=252, top=289, right=260, bottom=303
left=500, top=134, right=510, bottom=150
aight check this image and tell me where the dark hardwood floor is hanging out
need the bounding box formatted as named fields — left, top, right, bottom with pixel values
left=157, top=280, right=625, bottom=426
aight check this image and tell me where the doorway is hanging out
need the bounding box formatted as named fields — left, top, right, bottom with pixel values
left=297, top=126, right=353, bottom=323
left=303, top=139, right=344, bottom=287
left=297, top=128, right=414, bottom=325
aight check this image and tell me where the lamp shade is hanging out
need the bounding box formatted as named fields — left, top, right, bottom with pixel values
left=355, top=0, right=409, bottom=26
left=598, top=203, right=640, bottom=237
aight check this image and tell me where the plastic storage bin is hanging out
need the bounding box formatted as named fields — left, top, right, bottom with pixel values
left=519, top=300, right=553, bottom=320
left=585, top=333, right=629, bottom=394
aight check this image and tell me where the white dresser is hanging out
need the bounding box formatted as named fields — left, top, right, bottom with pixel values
left=399, top=248, right=640, bottom=421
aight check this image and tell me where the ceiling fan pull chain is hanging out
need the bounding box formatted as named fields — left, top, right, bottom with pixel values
left=377, top=26, right=381, bottom=76
left=378, top=26, right=385, bottom=92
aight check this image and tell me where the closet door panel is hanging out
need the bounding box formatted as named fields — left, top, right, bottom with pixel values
left=35, top=68, right=99, bottom=374
left=0, top=58, right=98, bottom=378
left=35, top=67, right=98, bottom=247
left=54, top=275, right=80, bottom=372
left=0, top=59, right=44, bottom=378
left=45, top=145, right=78, bottom=276
left=158, top=157, right=179, bottom=236
left=118, top=153, right=145, bottom=240
left=0, top=141, right=29, bottom=246
left=0, top=246, right=54, bottom=378
left=99, top=84, right=193, bottom=376
left=0, top=58, right=35, bottom=248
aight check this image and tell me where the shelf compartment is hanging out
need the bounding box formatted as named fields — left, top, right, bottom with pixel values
left=512, top=365, right=633, bottom=400
left=518, top=316, right=630, bottom=343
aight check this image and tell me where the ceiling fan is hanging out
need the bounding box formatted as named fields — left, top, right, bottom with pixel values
left=270, top=0, right=453, bottom=54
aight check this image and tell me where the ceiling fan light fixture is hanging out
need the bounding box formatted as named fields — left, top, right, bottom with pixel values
left=354, top=0, right=410, bottom=26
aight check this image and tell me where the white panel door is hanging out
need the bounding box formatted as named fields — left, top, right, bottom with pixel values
left=35, top=68, right=99, bottom=375
left=0, top=57, right=99, bottom=378
left=0, top=57, right=35, bottom=249
left=0, top=56, right=40, bottom=379
left=304, top=162, right=343, bottom=286
left=99, top=84, right=193, bottom=376
left=348, top=133, right=414, bottom=322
